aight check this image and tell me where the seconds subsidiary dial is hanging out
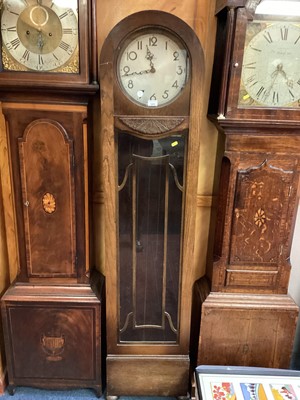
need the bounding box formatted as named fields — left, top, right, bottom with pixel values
left=239, top=21, right=300, bottom=108
left=1, top=0, right=79, bottom=72
left=117, top=30, right=190, bottom=107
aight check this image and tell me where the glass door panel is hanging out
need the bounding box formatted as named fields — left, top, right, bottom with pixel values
left=118, top=132, right=186, bottom=343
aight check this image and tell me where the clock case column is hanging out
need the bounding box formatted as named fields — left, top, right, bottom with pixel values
left=192, top=0, right=300, bottom=369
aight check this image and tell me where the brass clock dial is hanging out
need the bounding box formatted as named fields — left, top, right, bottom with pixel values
left=1, top=0, right=79, bottom=72
left=117, top=29, right=190, bottom=107
left=239, top=21, right=300, bottom=108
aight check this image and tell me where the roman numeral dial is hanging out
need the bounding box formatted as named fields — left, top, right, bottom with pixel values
left=240, top=21, right=300, bottom=108
left=1, top=0, right=79, bottom=72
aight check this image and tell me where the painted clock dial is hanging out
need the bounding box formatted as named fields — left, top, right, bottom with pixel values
left=239, top=21, right=300, bottom=108
left=117, top=29, right=190, bottom=107
left=1, top=0, right=79, bottom=72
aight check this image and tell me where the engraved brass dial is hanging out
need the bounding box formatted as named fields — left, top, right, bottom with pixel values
left=1, top=0, right=79, bottom=72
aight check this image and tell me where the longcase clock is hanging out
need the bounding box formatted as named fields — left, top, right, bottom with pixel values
left=100, top=10, right=204, bottom=397
left=0, top=0, right=104, bottom=396
left=193, top=0, right=300, bottom=370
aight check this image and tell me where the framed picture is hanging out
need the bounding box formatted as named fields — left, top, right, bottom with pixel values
left=195, top=366, right=300, bottom=400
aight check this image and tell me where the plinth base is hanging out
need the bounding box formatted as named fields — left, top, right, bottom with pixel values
left=198, top=292, right=298, bottom=368
left=106, top=354, right=190, bottom=397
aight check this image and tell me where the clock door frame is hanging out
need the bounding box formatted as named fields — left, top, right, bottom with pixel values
left=100, top=10, right=204, bottom=397
left=2, top=102, right=90, bottom=284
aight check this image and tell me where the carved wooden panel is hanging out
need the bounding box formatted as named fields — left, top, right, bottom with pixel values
left=18, top=119, right=76, bottom=277
left=230, top=160, right=294, bottom=265
left=117, top=117, right=186, bottom=135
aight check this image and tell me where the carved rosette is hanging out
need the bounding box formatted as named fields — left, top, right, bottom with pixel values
left=118, top=117, right=185, bottom=135
left=42, top=193, right=56, bottom=214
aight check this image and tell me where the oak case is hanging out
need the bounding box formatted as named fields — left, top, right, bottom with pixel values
left=100, top=10, right=204, bottom=397
left=193, top=0, right=300, bottom=370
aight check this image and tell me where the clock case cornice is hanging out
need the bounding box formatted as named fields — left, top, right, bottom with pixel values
left=209, top=0, right=300, bottom=127
left=0, top=0, right=99, bottom=96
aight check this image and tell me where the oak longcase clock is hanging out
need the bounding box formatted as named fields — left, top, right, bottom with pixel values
left=100, top=10, right=204, bottom=397
left=0, top=0, right=104, bottom=396
left=192, top=0, right=300, bottom=370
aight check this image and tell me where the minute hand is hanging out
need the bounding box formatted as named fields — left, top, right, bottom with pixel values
left=122, top=68, right=155, bottom=77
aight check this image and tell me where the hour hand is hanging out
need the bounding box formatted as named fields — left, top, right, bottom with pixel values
left=37, top=31, right=44, bottom=49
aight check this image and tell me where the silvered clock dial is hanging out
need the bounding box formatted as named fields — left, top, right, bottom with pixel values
left=239, top=21, right=300, bottom=108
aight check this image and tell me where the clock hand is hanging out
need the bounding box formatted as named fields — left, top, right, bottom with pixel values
left=262, top=68, right=280, bottom=101
left=37, top=30, right=44, bottom=49
left=271, top=63, right=283, bottom=79
left=265, top=63, right=285, bottom=95
left=145, top=45, right=156, bottom=73
left=276, top=66, right=294, bottom=89
left=122, top=68, right=155, bottom=77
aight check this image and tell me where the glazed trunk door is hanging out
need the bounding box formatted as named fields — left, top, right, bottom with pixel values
left=18, top=119, right=76, bottom=278
left=118, top=132, right=185, bottom=344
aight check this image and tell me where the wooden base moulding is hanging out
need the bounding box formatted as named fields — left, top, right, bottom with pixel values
left=106, top=355, right=190, bottom=397
left=1, top=278, right=105, bottom=397
left=197, top=292, right=299, bottom=369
